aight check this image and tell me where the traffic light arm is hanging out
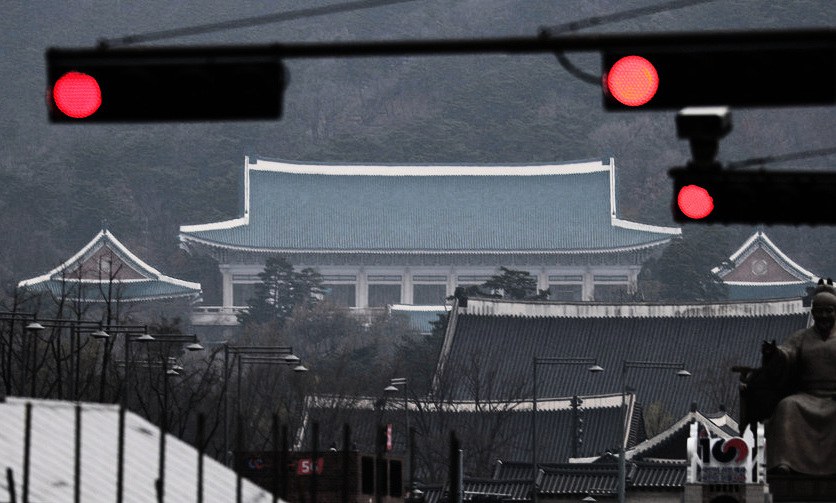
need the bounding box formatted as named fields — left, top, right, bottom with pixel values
left=46, top=28, right=836, bottom=122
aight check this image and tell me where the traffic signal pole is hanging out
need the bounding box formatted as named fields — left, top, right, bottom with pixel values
left=47, top=28, right=835, bottom=121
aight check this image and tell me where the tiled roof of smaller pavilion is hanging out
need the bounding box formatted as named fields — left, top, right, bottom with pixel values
left=625, top=409, right=739, bottom=462
left=18, top=229, right=201, bottom=303
left=179, top=157, right=680, bottom=255
left=712, top=230, right=819, bottom=301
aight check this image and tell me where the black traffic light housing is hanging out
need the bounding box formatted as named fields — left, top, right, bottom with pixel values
left=46, top=46, right=285, bottom=122
left=603, top=41, right=836, bottom=110
left=671, top=168, right=836, bottom=225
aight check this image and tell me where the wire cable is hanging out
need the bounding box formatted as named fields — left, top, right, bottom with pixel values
left=541, top=0, right=720, bottom=36
left=541, top=0, right=720, bottom=85
left=98, top=0, right=422, bottom=48
left=726, top=146, right=836, bottom=170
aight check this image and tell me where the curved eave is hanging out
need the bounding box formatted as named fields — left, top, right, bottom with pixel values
left=724, top=280, right=810, bottom=286
left=18, top=279, right=202, bottom=304
left=178, top=234, right=676, bottom=256
left=71, top=293, right=201, bottom=303
left=19, top=275, right=202, bottom=292
left=18, top=290, right=200, bottom=304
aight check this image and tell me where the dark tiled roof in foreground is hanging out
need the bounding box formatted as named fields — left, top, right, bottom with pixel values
left=179, top=157, right=679, bottom=254
left=422, top=461, right=686, bottom=502
left=302, top=394, right=639, bottom=469
left=437, top=299, right=809, bottom=420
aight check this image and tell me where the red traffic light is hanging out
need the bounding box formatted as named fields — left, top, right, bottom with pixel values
left=603, top=40, right=835, bottom=110
left=670, top=168, right=836, bottom=225
left=677, top=184, right=714, bottom=220
left=604, top=55, right=659, bottom=107
left=46, top=46, right=285, bottom=122
left=52, top=71, right=102, bottom=119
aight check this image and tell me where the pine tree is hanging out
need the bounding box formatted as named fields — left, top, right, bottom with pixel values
left=237, top=256, right=324, bottom=326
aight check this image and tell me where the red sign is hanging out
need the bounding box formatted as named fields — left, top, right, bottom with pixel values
left=296, top=457, right=324, bottom=475
left=386, top=424, right=393, bottom=452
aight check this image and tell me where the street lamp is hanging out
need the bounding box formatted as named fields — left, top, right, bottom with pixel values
left=618, top=360, right=690, bottom=503
left=222, top=345, right=308, bottom=468
left=0, top=313, right=128, bottom=399
left=531, top=357, right=603, bottom=503
left=136, top=332, right=203, bottom=503
left=384, top=377, right=413, bottom=494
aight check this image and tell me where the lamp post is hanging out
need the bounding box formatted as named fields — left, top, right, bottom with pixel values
left=618, top=360, right=690, bottom=503
left=137, top=332, right=203, bottom=503
left=531, top=357, right=603, bottom=503
left=0, top=311, right=37, bottom=396
left=384, top=377, right=412, bottom=493
left=0, top=313, right=123, bottom=399
left=223, top=345, right=307, bottom=468
left=85, top=323, right=149, bottom=403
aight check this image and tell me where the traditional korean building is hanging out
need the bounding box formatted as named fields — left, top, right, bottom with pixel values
left=17, top=228, right=201, bottom=304
left=434, top=296, right=809, bottom=417
left=179, top=156, right=681, bottom=325
left=711, top=230, right=819, bottom=301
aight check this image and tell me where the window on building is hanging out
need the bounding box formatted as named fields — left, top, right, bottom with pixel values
left=548, top=275, right=583, bottom=302
left=321, top=275, right=357, bottom=307
left=322, top=284, right=356, bottom=307
left=594, top=284, right=630, bottom=302
left=593, top=275, right=630, bottom=302
left=549, top=284, right=583, bottom=301
left=413, top=284, right=447, bottom=305
left=457, top=275, right=491, bottom=284
left=232, top=274, right=261, bottom=307
left=368, top=284, right=401, bottom=307
left=232, top=283, right=257, bottom=306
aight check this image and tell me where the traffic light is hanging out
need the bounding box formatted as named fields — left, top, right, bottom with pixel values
left=46, top=46, right=285, bottom=122
left=602, top=42, right=836, bottom=109
left=670, top=168, right=836, bottom=224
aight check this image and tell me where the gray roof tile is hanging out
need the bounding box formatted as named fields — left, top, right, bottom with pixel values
left=438, top=303, right=808, bottom=419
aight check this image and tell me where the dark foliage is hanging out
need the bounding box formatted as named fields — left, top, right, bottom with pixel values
left=237, top=256, right=324, bottom=326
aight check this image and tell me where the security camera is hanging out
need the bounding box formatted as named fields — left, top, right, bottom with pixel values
left=676, top=107, right=732, bottom=168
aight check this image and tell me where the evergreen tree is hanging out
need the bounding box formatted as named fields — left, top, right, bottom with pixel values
left=461, top=266, right=549, bottom=300
left=638, top=228, right=730, bottom=302
left=237, top=256, right=324, bottom=326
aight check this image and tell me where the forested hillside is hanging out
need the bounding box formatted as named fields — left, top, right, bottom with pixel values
left=2, top=0, right=835, bottom=301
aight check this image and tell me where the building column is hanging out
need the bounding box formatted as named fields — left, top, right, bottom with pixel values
left=582, top=268, right=595, bottom=301
left=220, top=267, right=234, bottom=308
left=402, top=268, right=413, bottom=305
left=357, top=269, right=368, bottom=308
left=537, top=267, right=549, bottom=293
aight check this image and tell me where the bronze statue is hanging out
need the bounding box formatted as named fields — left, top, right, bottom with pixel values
left=739, top=280, right=836, bottom=475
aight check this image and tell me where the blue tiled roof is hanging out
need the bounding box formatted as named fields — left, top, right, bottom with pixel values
left=18, top=229, right=201, bottom=303
left=180, top=158, right=679, bottom=253
left=725, top=283, right=810, bottom=302
left=23, top=279, right=202, bottom=303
